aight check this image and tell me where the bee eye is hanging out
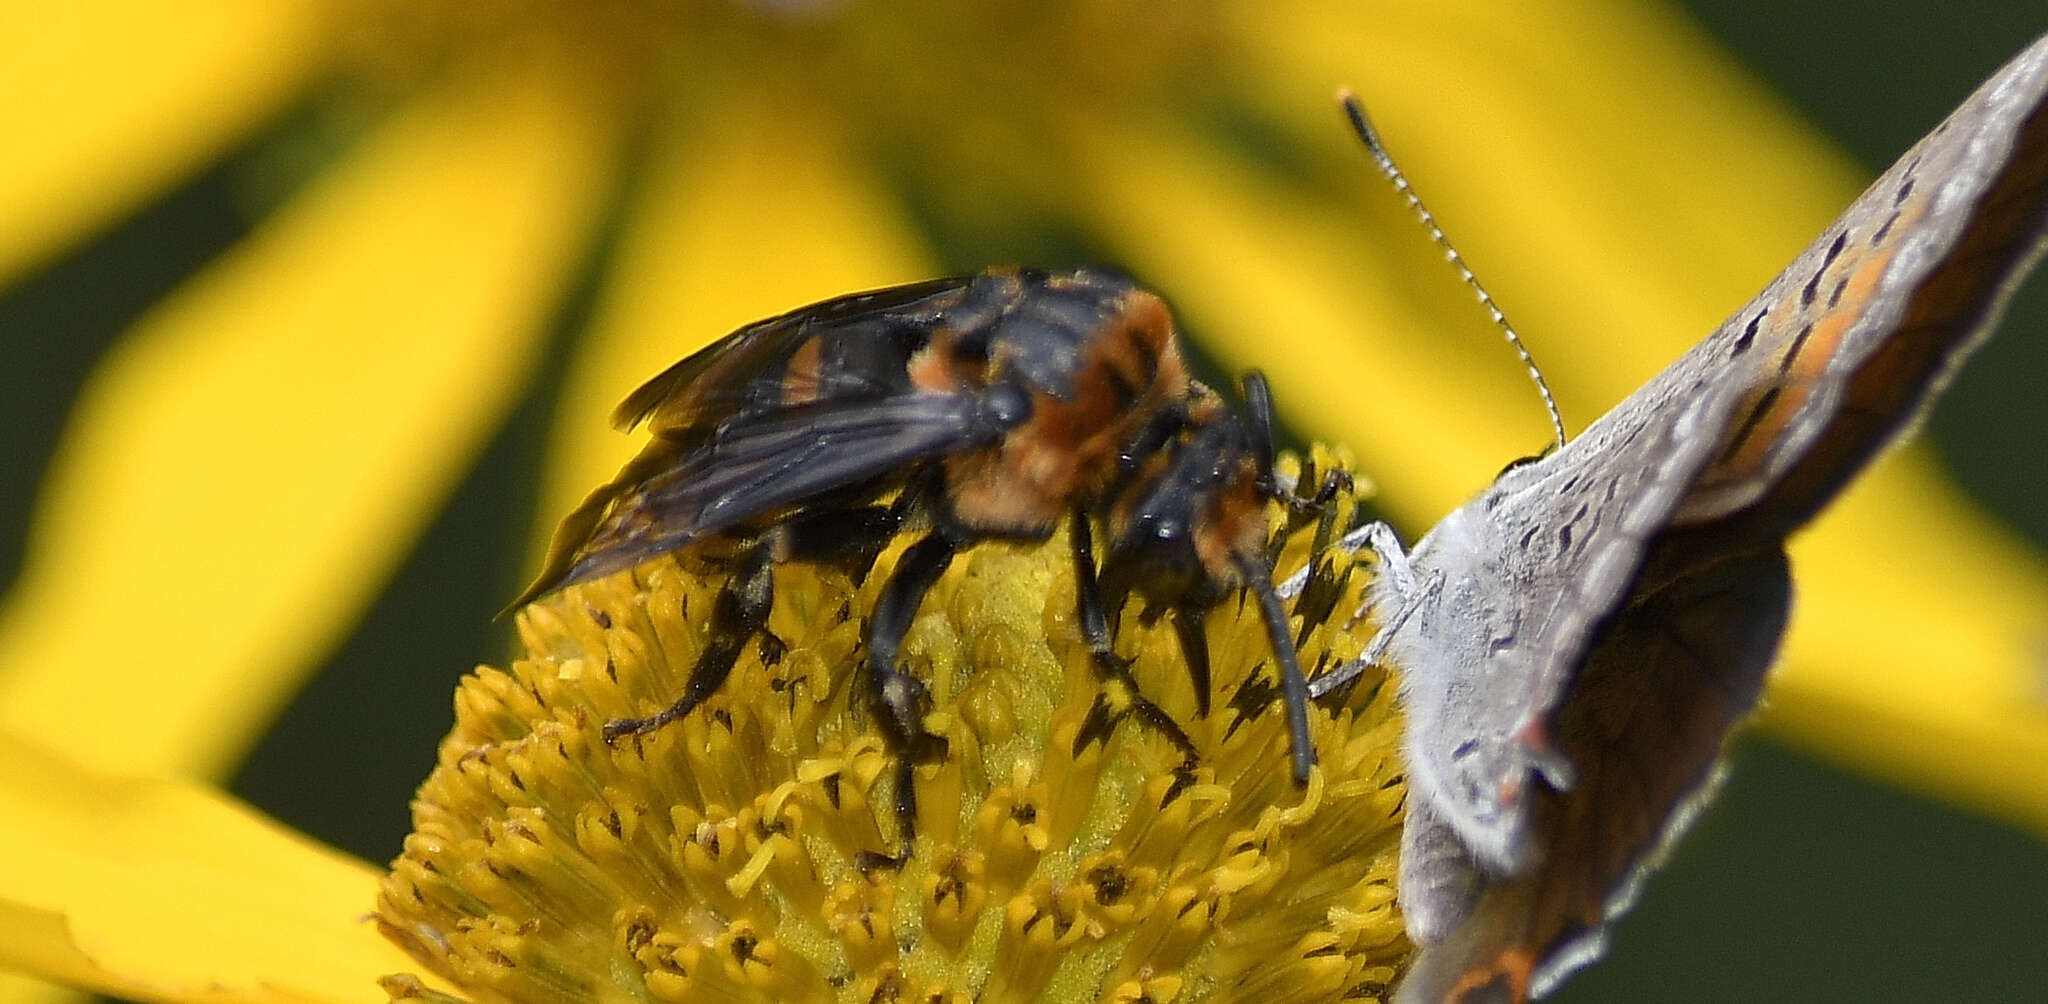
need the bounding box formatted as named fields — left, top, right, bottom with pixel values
left=1152, top=518, right=1183, bottom=540
left=985, top=382, right=1033, bottom=427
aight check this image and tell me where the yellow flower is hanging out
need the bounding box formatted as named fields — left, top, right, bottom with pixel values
left=1, top=0, right=2045, bottom=998
left=2, top=449, right=1416, bottom=999
left=376, top=455, right=1409, bottom=1002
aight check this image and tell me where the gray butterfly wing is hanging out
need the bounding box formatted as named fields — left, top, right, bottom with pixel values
left=1681, top=40, right=2048, bottom=530
left=1383, top=31, right=2048, bottom=1001
left=1383, top=329, right=1760, bottom=876
left=1393, top=543, right=1791, bottom=1003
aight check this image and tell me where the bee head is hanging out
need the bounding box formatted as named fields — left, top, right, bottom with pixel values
left=1098, top=399, right=1268, bottom=614
left=1099, top=371, right=1320, bottom=784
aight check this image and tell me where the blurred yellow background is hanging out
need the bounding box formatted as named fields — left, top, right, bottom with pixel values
left=0, top=0, right=2043, bottom=999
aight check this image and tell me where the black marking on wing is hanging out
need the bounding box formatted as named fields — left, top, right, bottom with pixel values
left=1821, top=229, right=1848, bottom=269
left=1736, top=48, right=2048, bottom=532
left=1775, top=321, right=1818, bottom=377
left=1721, top=384, right=1782, bottom=465
left=1729, top=310, right=1765, bottom=357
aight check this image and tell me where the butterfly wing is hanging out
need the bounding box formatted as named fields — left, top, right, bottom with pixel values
left=1388, top=32, right=2048, bottom=1001
left=1681, top=45, right=2048, bottom=528
left=1386, top=345, right=1759, bottom=872
left=1395, top=542, right=1791, bottom=1003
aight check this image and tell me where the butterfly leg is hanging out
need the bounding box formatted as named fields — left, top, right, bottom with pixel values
left=1276, top=512, right=1380, bottom=600
left=1306, top=521, right=1440, bottom=700
left=603, top=537, right=777, bottom=744
left=1357, top=520, right=1418, bottom=600
left=1277, top=516, right=1393, bottom=601
left=863, top=530, right=961, bottom=850
left=1067, top=509, right=1203, bottom=768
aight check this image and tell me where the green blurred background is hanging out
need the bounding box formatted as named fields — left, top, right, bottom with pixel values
left=1, top=1, right=2043, bottom=1000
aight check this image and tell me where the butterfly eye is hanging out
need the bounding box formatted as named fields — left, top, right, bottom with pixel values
left=1494, top=453, right=1542, bottom=480
left=1491, top=437, right=1563, bottom=482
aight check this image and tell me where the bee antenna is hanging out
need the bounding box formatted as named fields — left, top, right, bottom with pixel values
left=1241, top=370, right=1278, bottom=480
left=1238, top=553, right=1315, bottom=784
left=1337, top=89, right=1568, bottom=452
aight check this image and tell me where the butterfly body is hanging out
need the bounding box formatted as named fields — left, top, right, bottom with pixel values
left=1346, top=34, right=2048, bottom=1002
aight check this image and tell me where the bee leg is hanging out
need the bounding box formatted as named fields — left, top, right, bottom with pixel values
left=1170, top=607, right=1213, bottom=718
left=1310, top=468, right=1352, bottom=507
left=682, top=502, right=892, bottom=667
left=1241, top=369, right=1349, bottom=510
left=602, top=538, right=776, bottom=744
left=1282, top=467, right=1351, bottom=512
left=1068, top=510, right=1201, bottom=767
left=1236, top=552, right=1316, bottom=784
left=1272, top=471, right=1354, bottom=569
left=864, top=530, right=961, bottom=849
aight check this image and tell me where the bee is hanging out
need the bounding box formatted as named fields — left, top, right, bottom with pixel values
left=510, top=267, right=1344, bottom=842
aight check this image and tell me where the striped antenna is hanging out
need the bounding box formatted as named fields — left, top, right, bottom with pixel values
left=1339, top=89, right=1568, bottom=451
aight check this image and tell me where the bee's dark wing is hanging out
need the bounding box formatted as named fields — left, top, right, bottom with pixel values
left=509, top=391, right=1009, bottom=607
left=609, top=275, right=973, bottom=435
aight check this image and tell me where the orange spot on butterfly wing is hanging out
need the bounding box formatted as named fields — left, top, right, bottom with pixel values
left=1447, top=951, right=1535, bottom=1004
left=1711, top=240, right=1898, bottom=486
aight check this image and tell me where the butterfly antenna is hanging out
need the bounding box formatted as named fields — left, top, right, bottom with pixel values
left=1338, top=89, right=1568, bottom=451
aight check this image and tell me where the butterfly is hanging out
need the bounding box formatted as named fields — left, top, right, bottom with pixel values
left=1313, top=33, right=2048, bottom=1002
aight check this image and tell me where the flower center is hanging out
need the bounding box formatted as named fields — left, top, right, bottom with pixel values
left=376, top=447, right=1413, bottom=1001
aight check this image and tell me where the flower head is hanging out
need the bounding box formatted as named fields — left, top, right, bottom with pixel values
left=376, top=450, right=1415, bottom=1001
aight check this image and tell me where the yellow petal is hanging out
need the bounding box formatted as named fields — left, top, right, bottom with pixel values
left=1234, top=0, right=1853, bottom=326
left=533, top=98, right=935, bottom=557
left=0, top=974, right=78, bottom=1004
left=0, top=65, right=616, bottom=780
left=0, top=731, right=438, bottom=1000
left=1086, top=6, right=2048, bottom=829
left=1780, top=470, right=2048, bottom=829
left=1219, top=0, right=1863, bottom=495
left=1070, top=111, right=1535, bottom=525
left=0, top=1, right=327, bottom=282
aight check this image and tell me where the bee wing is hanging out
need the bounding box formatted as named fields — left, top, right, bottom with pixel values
left=510, top=391, right=1006, bottom=607
left=609, top=275, right=972, bottom=435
